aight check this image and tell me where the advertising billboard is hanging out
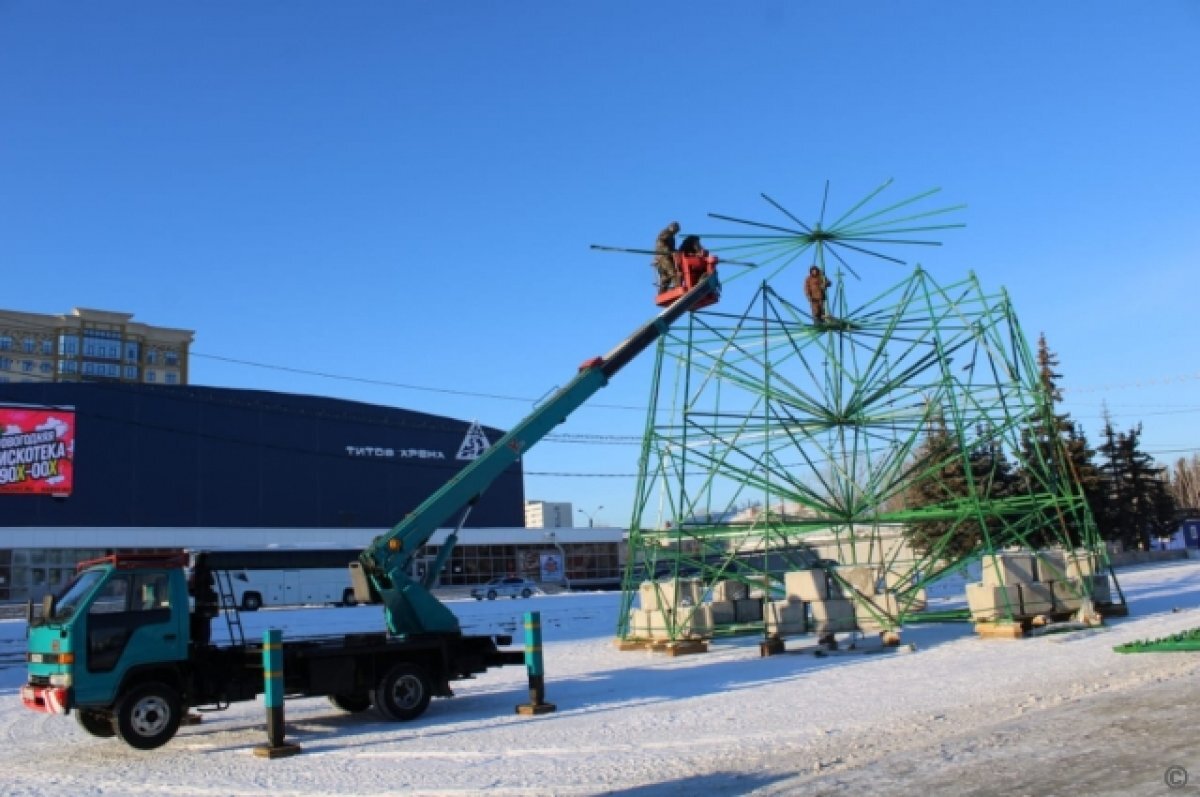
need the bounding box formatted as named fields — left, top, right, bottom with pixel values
left=0, top=405, right=75, bottom=496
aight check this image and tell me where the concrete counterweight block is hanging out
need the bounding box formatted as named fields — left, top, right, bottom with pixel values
left=639, top=577, right=703, bottom=611
left=1087, top=573, right=1113, bottom=604
left=808, top=599, right=857, bottom=633
left=854, top=592, right=899, bottom=631
left=784, top=569, right=841, bottom=602
left=764, top=599, right=807, bottom=636
left=711, top=579, right=749, bottom=603
left=966, top=582, right=1021, bottom=622
left=1017, top=582, right=1054, bottom=615
left=1065, top=550, right=1096, bottom=580
left=981, top=553, right=1038, bottom=587
left=627, top=608, right=649, bottom=638
left=838, top=565, right=878, bottom=597
left=688, top=604, right=714, bottom=637
left=1051, top=580, right=1083, bottom=612
left=734, top=598, right=763, bottom=623
left=1036, top=550, right=1068, bottom=582
left=708, top=600, right=737, bottom=626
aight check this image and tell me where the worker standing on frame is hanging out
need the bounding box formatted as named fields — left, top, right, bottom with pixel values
left=805, top=265, right=832, bottom=323
left=653, top=221, right=681, bottom=290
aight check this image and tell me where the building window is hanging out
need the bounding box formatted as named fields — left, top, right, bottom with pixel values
left=124, top=365, right=138, bottom=379
left=124, top=342, right=140, bottom=363
left=0, top=336, right=11, bottom=351
left=22, top=338, right=35, bottom=354
left=146, top=350, right=158, bottom=365
left=39, top=362, right=52, bottom=374
left=83, top=331, right=120, bottom=360
left=59, top=335, right=79, bottom=355
left=146, top=370, right=156, bottom=383
left=164, top=351, right=179, bottom=367
left=40, top=340, right=53, bottom=355
left=0, top=357, right=10, bottom=371
left=22, top=360, right=34, bottom=373
left=165, top=372, right=178, bottom=385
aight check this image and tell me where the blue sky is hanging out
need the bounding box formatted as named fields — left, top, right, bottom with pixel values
left=3, top=2, right=1198, bottom=528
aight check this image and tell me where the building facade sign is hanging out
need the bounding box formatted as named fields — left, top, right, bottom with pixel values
left=0, top=405, right=75, bottom=496
left=344, top=446, right=446, bottom=459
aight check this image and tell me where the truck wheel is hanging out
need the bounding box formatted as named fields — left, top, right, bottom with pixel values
left=114, top=682, right=182, bottom=750
left=341, top=589, right=357, bottom=607
left=374, top=663, right=432, bottom=722
left=520, top=588, right=532, bottom=598
left=75, top=708, right=116, bottom=738
left=486, top=590, right=497, bottom=600
left=328, top=693, right=372, bottom=713
left=241, top=592, right=262, bottom=612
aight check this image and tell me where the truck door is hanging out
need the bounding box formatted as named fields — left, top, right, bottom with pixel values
left=72, top=571, right=189, bottom=706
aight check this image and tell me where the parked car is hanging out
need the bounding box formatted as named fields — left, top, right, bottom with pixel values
left=471, top=577, right=536, bottom=600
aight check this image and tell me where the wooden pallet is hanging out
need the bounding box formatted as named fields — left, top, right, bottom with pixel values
left=973, top=621, right=1026, bottom=639
left=615, top=638, right=709, bottom=656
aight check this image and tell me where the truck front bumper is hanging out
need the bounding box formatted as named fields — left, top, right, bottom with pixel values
left=21, top=684, right=70, bottom=715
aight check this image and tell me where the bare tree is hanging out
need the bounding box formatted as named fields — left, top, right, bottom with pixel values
left=1168, top=454, right=1200, bottom=509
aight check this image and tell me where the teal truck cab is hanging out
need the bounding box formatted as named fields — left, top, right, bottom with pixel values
left=22, top=265, right=720, bottom=750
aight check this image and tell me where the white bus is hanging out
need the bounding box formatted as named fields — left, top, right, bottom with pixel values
left=189, top=547, right=361, bottom=611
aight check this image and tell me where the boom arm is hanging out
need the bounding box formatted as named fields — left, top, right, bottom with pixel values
left=358, top=271, right=720, bottom=637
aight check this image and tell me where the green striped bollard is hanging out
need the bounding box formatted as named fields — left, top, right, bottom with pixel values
left=253, top=629, right=302, bottom=758
left=516, top=611, right=556, bottom=715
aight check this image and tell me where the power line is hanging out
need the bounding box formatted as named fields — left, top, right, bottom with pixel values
left=193, top=351, right=538, bottom=403
left=0, top=311, right=651, bottom=412
left=192, top=351, right=652, bottom=411
left=6, top=309, right=1200, bottom=412
left=1062, top=371, right=1200, bottom=395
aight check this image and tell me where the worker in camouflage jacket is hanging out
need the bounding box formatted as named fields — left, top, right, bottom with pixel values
left=653, top=221, right=681, bottom=290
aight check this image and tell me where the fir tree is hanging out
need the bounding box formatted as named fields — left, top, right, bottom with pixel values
left=1015, top=334, right=1102, bottom=545
left=1097, top=415, right=1177, bottom=549
left=903, top=416, right=1017, bottom=560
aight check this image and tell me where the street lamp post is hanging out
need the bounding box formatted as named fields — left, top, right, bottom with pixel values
left=577, top=505, right=603, bottom=528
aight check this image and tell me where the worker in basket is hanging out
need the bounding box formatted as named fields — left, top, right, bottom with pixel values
left=653, top=221, right=681, bottom=290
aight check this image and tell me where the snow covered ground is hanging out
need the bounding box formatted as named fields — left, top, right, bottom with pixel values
left=3, top=560, right=1200, bottom=796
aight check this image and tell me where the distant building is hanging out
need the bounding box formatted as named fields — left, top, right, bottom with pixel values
left=0, top=307, right=193, bottom=385
left=525, top=500, right=574, bottom=528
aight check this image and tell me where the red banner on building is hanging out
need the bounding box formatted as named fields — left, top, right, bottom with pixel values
left=0, top=405, right=76, bottom=496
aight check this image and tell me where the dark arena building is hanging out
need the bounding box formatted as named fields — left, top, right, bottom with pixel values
left=0, top=382, right=532, bottom=601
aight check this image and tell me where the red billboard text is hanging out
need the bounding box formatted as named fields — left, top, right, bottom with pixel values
left=0, top=406, right=76, bottom=496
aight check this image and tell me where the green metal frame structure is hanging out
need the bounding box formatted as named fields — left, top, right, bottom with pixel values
left=1114, top=629, right=1200, bottom=653
left=617, top=181, right=1122, bottom=643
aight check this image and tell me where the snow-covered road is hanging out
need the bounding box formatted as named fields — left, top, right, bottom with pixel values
left=3, top=560, right=1199, bottom=796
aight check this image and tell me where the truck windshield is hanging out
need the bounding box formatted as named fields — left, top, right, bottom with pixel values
left=51, top=570, right=106, bottom=621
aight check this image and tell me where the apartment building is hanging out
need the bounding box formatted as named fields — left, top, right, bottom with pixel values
left=0, top=307, right=193, bottom=385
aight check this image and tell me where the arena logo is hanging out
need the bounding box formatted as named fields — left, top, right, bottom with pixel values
left=456, top=421, right=491, bottom=461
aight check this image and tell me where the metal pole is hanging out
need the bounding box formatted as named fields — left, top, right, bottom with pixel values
left=515, top=611, right=556, bottom=715
left=253, top=628, right=301, bottom=758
